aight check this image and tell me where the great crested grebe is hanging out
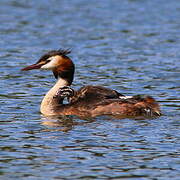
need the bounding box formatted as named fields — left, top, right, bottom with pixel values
left=22, top=49, right=161, bottom=118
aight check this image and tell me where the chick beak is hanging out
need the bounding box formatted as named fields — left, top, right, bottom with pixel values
left=21, top=62, right=44, bottom=71
left=155, top=110, right=162, bottom=116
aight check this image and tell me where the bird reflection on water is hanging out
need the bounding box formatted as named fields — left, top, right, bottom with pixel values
left=41, top=115, right=95, bottom=132
left=40, top=113, right=160, bottom=132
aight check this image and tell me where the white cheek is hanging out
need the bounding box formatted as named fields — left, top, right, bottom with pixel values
left=41, top=57, right=58, bottom=69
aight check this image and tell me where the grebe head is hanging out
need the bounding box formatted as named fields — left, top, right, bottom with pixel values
left=22, top=49, right=72, bottom=71
left=22, top=49, right=75, bottom=82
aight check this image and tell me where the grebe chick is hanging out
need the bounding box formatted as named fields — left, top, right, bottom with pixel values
left=22, top=49, right=161, bottom=118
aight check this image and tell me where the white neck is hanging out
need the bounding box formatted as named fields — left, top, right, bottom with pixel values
left=40, top=77, right=69, bottom=115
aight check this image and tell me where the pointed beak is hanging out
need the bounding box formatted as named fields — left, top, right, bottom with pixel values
left=21, top=62, right=44, bottom=71
left=155, top=110, right=162, bottom=116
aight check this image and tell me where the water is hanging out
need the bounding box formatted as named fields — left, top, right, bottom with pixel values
left=0, top=0, right=180, bottom=179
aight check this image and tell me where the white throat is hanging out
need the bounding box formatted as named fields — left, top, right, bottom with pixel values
left=55, top=77, right=69, bottom=88
left=46, top=77, right=69, bottom=95
left=40, top=77, right=69, bottom=115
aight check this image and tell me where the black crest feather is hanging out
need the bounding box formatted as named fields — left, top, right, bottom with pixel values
left=57, top=48, right=71, bottom=56
left=38, top=49, right=71, bottom=62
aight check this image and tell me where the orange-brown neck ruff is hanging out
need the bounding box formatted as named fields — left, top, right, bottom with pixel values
left=53, top=56, right=75, bottom=86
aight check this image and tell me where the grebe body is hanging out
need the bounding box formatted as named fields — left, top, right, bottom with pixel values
left=22, top=49, right=161, bottom=118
